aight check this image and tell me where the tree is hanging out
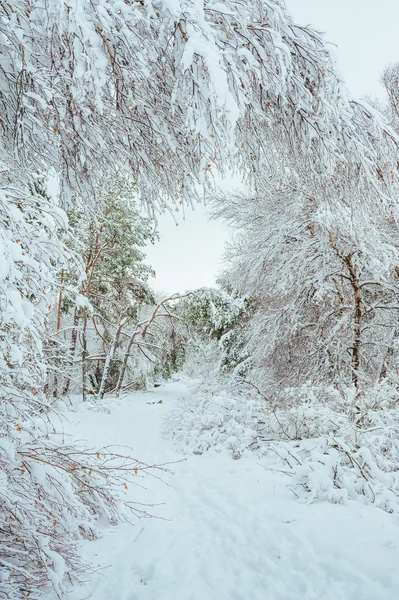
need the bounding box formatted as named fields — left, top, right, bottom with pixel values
left=176, top=287, right=251, bottom=374
left=46, top=180, right=157, bottom=399
left=2, top=0, right=398, bottom=208
left=382, top=63, right=399, bottom=132
left=212, top=157, right=399, bottom=406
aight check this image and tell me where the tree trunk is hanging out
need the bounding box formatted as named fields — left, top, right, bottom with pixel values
left=115, top=331, right=137, bottom=397
left=379, top=328, right=398, bottom=381
left=62, top=307, right=80, bottom=396
left=81, top=312, right=88, bottom=402
left=381, top=266, right=399, bottom=381
left=56, top=273, right=64, bottom=331
left=98, top=317, right=127, bottom=400
left=52, top=271, right=65, bottom=397
left=345, top=254, right=362, bottom=390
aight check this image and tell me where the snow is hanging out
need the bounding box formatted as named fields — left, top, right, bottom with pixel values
left=47, top=379, right=399, bottom=600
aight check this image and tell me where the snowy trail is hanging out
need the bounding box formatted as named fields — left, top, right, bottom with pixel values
left=61, top=381, right=399, bottom=600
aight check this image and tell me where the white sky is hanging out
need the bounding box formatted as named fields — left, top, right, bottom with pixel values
left=145, top=0, right=399, bottom=294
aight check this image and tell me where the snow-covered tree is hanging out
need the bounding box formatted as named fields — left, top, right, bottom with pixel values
left=382, top=63, right=399, bottom=132
left=176, top=287, right=250, bottom=374
left=2, top=0, right=399, bottom=208
left=47, top=180, right=157, bottom=400
left=215, top=171, right=399, bottom=393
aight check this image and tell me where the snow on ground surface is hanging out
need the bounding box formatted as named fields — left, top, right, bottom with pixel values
left=50, top=380, right=399, bottom=600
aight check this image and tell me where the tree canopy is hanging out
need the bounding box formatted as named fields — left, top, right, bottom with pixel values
left=2, top=0, right=398, bottom=208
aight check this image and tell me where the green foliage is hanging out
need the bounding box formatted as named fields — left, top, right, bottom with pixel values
left=157, top=344, right=187, bottom=380
left=29, top=177, right=51, bottom=201
left=177, top=288, right=250, bottom=340
left=67, top=179, right=157, bottom=320
left=176, top=287, right=253, bottom=375
left=49, top=178, right=160, bottom=398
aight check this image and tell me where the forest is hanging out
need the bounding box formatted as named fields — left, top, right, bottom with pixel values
left=2, top=1, right=399, bottom=599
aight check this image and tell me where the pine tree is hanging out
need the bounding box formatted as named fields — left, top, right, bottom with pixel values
left=51, top=180, right=157, bottom=399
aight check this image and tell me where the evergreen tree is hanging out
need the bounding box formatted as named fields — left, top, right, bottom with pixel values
left=51, top=180, right=157, bottom=399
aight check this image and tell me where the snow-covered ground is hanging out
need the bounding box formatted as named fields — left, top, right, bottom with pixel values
left=53, top=380, right=399, bottom=600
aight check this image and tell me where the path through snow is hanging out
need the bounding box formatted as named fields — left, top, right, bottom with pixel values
left=56, top=380, right=399, bottom=600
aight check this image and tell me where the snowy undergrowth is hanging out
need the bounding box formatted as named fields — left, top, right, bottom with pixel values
left=164, top=379, right=348, bottom=457
left=165, top=379, right=399, bottom=515
left=0, top=402, right=160, bottom=599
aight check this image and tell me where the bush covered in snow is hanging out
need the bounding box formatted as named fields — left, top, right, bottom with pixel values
left=165, top=379, right=344, bottom=456
left=166, top=377, right=399, bottom=515
left=0, top=410, right=156, bottom=599
left=275, top=421, right=399, bottom=514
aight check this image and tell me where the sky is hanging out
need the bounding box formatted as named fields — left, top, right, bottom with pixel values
left=145, top=0, right=399, bottom=294
left=145, top=202, right=229, bottom=295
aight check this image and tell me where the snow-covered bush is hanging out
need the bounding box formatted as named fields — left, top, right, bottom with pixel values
left=270, top=382, right=399, bottom=514
left=275, top=422, right=399, bottom=514
left=165, top=381, right=260, bottom=457
left=167, top=377, right=399, bottom=515
left=165, top=378, right=346, bottom=457
left=0, top=427, right=155, bottom=599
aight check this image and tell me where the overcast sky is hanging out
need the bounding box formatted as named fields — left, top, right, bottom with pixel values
left=145, top=0, right=399, bottom=294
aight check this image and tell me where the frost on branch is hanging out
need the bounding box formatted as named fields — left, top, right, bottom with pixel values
left=2, top=0, right=399, bottom=207
left=0, top=428, right=160, bottom=599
